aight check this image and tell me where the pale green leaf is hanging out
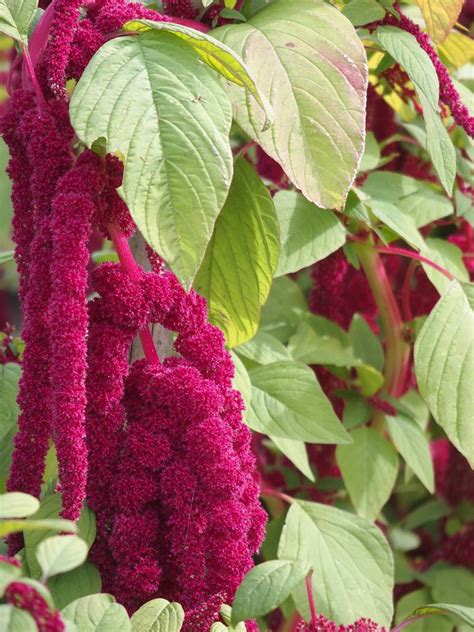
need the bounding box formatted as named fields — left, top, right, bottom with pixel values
left=369, top=199, right=425, bottom=250
left=230, top=351, right=251, bottom=413
left=248, top=361, right=351, bottom=444
left=236, top=332, right=291, bottom=366
left=278, top=500, right=394, bottom=627
left=131, top=598, right=184, bottom=632
left=403, top=499, right=450, bottom=530
left=343, top=0, right=386, bottom=27
left=214, top=0, right=368, bottom=209
left=194, top=157, right=279, bottom=347
left=270, top=435, right=315, bottom=482
left=0, top=605, right=37, bottom=631
left=124, top=19, right=270, bottom=122
left=49, top=562, right=102, bottom=610
left=0, top=0, right=37, bottom=42
left=70, top=32, right=233, bottom=286
left=274, top=191, right=345, bottom=277
left=336, top=427, right=399, bottom=520
left=0, top=492, right=39, bottom=519
left=231, top=560, right=310, bottom=624
left=414, top=282, right=474, bottom=466
left=415, top=604, right=474, bottom=627
left=358, top=132, right=381, bottom=171
left=0, top=560, right=21, bottom=595
left=431, top=567, right=474, bottom=609
left=395, top=589, right=452, bottom=632
left=0, top=251, right=14, bottom=265
left=62, top=594, right=131, bottom=632
left=0, top=363, right=20, bottom=486
left=385, top=414, right=434, bottom=493
left=37, top=535, right=88, bottom=578
left=0, top=518, right=76, bottom=538
left=421, top=237, right=469, bottom=295
left=349, top=314, right=384, bottom=372
left=260, top=277, right=306, bottom=343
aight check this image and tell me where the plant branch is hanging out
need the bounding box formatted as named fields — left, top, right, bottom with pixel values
left=376, top=246, right=454, bottom=280
left=305, top=572, right=317, bottom=625
left=108, top=224, right=160, bottom=365
left=20, top=43, right=46, bottom=109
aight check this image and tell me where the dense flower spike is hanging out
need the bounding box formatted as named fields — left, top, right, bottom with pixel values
left=5, top=582, right=65, bottom=632
left=163, top=0, right=198, bottom=19
left=381, top=11, right=474, bottom=137
left=297, top=615, right=386, bottom=631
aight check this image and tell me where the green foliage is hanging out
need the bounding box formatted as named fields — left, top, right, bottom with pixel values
left=0, top=0, right=38, bottom=43
left=0, top=364, right=20, bottom=491
left=0, top=605, right=37, bottom=630
left=36, top=535, right=88, bottom=579
left=131, top=598, right=184, bottom=632
left=62, top=594, right=131, bottom=631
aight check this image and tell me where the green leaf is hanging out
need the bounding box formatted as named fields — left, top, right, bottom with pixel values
left=236, top=332, right=291, bottom=366
left=336, top=427, right=399, bottom=520
left=362, top=172, right=453, bottom=228
left=270, top=436, right=315, bottom=482
left=368, top=199, right=425, bottom=250
left=375, top=26, right=456, bottom=194
left=36, top=535, right=88, bottom=578
left=0, top=250, right=14, bottom=264
left=0, top=518, right=76, bottom=538
left=0, top=0, right=38, bottom=43
left=248, top=361, right=351, bottom=444
left=421, top=237, right=469, bottom=295
left=0, top=560, right=21, bottom=596
left=70, top=32, right=233, bottom=286
left=415, top=604, right=474, bottom=628
left=231, top=560, right=311, bottom=624
left=124, top=19, right=269, bottom=121
left=273, top=191, right=346, bottom=277
left=260, top=277, right=306, bottom=343
left=358, top=132, right=382, bottom=171
left=214, top=0, right=368, bottom=209
left=49, top=562, right=102, bottom=610
left=342, top=0, right=386, bottom=26
left=414, top=282, right=474, bottom=466
left=0, top=492, right=39, bottom=519
left=385, top=414, right=434, bottom=493
left=288, top=315, right=357, bottom=367
left=0, top=363, right=21, bottom=488
left=414, top=0, right=464, bottom=44
left=194, top=157, right=279, bottom=347
left=403, top=499, right=450, bottom=530
left=430, top=567, right=474, bottom=610
left=395, top=589, right=452, bottom=632
left=62, top=594, right=131, bottom=632
left=131, top=598, right=184, bottom=632
left=231, top=351, right=251, bottom=413
left=0, top=605, right=37, bottom=631
left=24, top=493, right=95, bottom=580
left=278, top=500, right=394, bottom=627
left=349, top=314, right=384, bottom=372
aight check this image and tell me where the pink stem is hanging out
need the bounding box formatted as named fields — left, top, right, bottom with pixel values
left=391, top=615, right=429, bottom=632
left=260, top=487, right=294, bottom=505
left=376, top=246, right=455, bottom=280
left=401, top=259, right=417, bottom=323
left=305, top=573, right=317, bottom=625
left=20, top=44, right=46, bottom=110
left=108, top=224, right=159, bottom=365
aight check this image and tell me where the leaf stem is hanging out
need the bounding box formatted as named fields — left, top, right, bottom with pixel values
left=20, top=43, right=46, bottom=110
left=391, top=614, right=428, bottom=632
left=108, top=224, right=160, bottom=364
left=260, top=487, right=294, bottom=505
left=355, top=243, right=411, bottom=402
left=305, top=572, right=317, bottom=625
left=376, top=245, right=454, bottom=280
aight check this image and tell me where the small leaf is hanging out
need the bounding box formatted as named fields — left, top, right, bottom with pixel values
left=0, top=605, right=37, bottom=631
left=231, top=351, right=251, bottom=413
left=0, top=518, right=76, bottom=538
left=274, top=191, right=346, bottom=277
left=0, top=363, right=21, bottom=486
left=248, top=361, right=351, bottom=444
left=421, top=237, right=469, bottom=295
left=62, top=594, right=131, bottom=632
left=403, top=499, right=450, bottom=530
left=0, top=250, right=14, bottom=264
left=385, top=414, right=434, bottom=493
left=49, top=562, right=102, bottom=610
left=395, top=589, right=452, bottom=632
left=131, top=598, right=184, bottom=632
left=270, top=436, right=315, bottom=482
left=349, top=314, right=384, bottom=372
left=414, top=604, right=474, bottom=627
left=342, top=0, right=386, bottom=26
left=414, top=282, right=474, bottom=466
left=368, top=199, right=425, bottom=250
left=37, top=535, right=88, bottom=578
left=0, top=492, right=39, bottom=519
left=278, top=500, right=394, bottom=627
left=231, top=560, right=310, bottom=624
left=414, top=0, right=464, bottom=43
left=336, top=427, right=399, bottom=520
left=194, top=157, right=279, bottom=347
left=0, top=0, right=38, bottom=42
left=236, top=332, right=291, bottom=366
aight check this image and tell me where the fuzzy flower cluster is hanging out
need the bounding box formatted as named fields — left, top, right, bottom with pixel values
left=84, top=262, right=266, bottom=626
left=381, top=12, right=474, bottom=137
left=297, top=616, right=386, bottom=632
left=5, top=582, right=65, bottom=632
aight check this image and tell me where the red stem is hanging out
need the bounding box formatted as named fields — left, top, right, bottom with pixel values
left=401, top=259, right=417, bottom=323
left=260, top=487, right=294, bottom=505
left=20, top=44, right=46, bottom=110
left=108, top=224, right=159, bottom=364
left=305, top=573, right=317, bottom=625
left=376, top=246, right=454, bottom=280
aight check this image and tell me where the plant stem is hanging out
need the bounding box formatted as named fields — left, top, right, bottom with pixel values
left=20, top=44, right=46, bottom=110
left=376, top=245, right=454, bottom=280
left=356, top=243, right=411, bottom=405
left=260, top=487, right=294, bottom=505
left=391, top=614, right=429, bottom=631
left=108, top=224, right=159, bottom=364
left=305, top=573, right=317, bottom=625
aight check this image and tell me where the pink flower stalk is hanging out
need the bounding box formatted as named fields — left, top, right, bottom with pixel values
left=5, top=582, right=65, bottom=632
left=297, top=616, right=386, bottom=631
left=49, top=151, right=107, bottom=521
left=381, top=12, right=474, bottom=137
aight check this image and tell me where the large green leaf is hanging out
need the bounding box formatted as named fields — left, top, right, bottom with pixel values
left=235, top=332, right=291, bottom=366
left=0, top=492, right=39, bottom=519
left=0, top=0, right=37, bottom=42
left=62, top=595, right=130, bottom=632
left=336, top=427, right=399, bottom=521
left=49, top=562, right=102, bottom=610
left=213, top=0, right=368, bottom=209
left=342, top=0, right=386, bottom=26
left=0, top=605, right=37, bottom=631
left=375, top=27, right=456, bottom=194
left=414, top=282, right=474, bottom=466
left=231, top=560, right=310, bottom=624
left=194, top=158, right=279, bottom=347
left=247, top=361, right=351, bottom=444
left=0, top=363, right=20, bottom=489
left=70, top=32, right=233, bottom=286
left=278, top=501, right=394, bottom=627
left=36, top=535, right=88, bottom=579
left=385, top=414, right=434, bottom=493
left=274, top=191, right=345, bottom=277
left=124, top=19, right=270, bottom=121
left=131, top=598, right=184, bottom=632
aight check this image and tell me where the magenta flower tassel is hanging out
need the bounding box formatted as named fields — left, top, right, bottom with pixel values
left=6, top=582, right=65, bottom=632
